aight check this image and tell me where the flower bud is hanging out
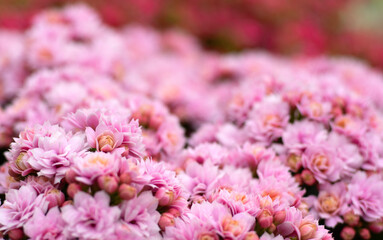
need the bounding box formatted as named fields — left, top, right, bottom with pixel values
left=368, top=219, right=383, bottom=233
left=97, top=175, right=118, bottom=194
left=65, top=169, right=77, bottom=183
left=274, top=210, right=286, bottom=225
left=340, top=226, right=356, bottom=240
left=294, top=174, right=303, bottom=185
left=244, top=231, right=259, bottom=240
left=359, top=228, right=371, bottom=240
left=168, top=208, right=181, bottom=217
left=257, top=209, right=273, bottom=229
left=159, top=212, right=175, bottom=230
left=119, top=184, right=136, bottom=200
left=343, top=210, right=360, bottom=227
left=287, top=154, right=302, bottom=172
left=268, top=223, right=276, bottom=233
left=45, top=188, right=65, bottom=208
left=8, top=228, right=23, bottom=240
left=119, top=172, right=132, bottom=184
left=67, top=183, right=81, bottom=198
left=97, top=132, right=115, bottom=152
left=155, top=187, right=175, bottom=206
left=301, top=169, right=316, bottom=186
left=299, top=222, right=318, bottom=240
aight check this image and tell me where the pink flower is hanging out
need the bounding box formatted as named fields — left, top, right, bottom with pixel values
left=0, top=185, right=48, bottom=232
left=282, top=120, right=327, bottom=152
left=24, top=207, right=66, bottom=240
left=7, top=122, right=87, bottom=183
left=86, top=122, right=124, bottom=152
left=61, top=191, right=121, bottom=239
left=73, top=152, right=120, bottom=185
left=116, top=191, right=161, bottom=239
left=244, top=97, right=290, bottom=144
left=347, top=172, right=383, bottom=222
left=301, top=144, right=342, bottom=183
left=308, top=182, right=348, bottom=227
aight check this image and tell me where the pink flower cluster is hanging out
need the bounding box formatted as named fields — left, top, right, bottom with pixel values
left=1, top=4, right=383, bottom=240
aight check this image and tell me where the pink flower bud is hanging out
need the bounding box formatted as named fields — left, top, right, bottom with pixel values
left=159, top=212, right=175, bottom=230
left=119, top=172, right=132, bottom=184
left=97, top=132, right=116, bottom=152
left=257, top=209, right=273, bottom=229
left=45, top=188, right=65, bottom=208
left=168, top=208, right=181, bottom=217
left=301, top=169, right=316, bottom=186
left=274, top=210, right=286, bottom=225
left=343, top=210, right=360, bottom=227
left=67, top=183, right=81, bottom=198
left=97, top=175, right=118, bottom=194
left=294, top=174, right=303, bottom=185
left=340, top=226, right=356, bottom=240
left=65, top=169, right=77, bottom=183
left=359, top=228, right=371, bottom=240
left=8, top=228, right=23, bottom=240
left=119, top=184, right=136, bottom=200
left=299, top=222, right=318, bottom=240
left=268, top=223, right=276, bottom=232
left=287, top=154, right=302, bottom=172
left=155, top=187, right=175, bottom=206
left=244, top=231, right=259, bottom=240
left=368, top=219, right=383, bottom=233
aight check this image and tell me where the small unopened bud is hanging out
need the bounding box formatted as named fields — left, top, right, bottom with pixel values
left=159, top=212, right=175, bottom=230
left=119, top=172, right=132, bottom=184
left=45, top=188, right=65, bottom=208
left=343, top=211, right=360, bottom=227
left=301, top=169, right=316, bottom=186
left=168, top=208, right=181, bottom=217
left=340, top=226, right=356, bottom=240
left=155, top=187, right=175, bottom=206
left=274, top=210, right=286, bottom=225
left=65, top=169, right=77, bottom=183
left=268, top=223, right=276, bottom=233
left=299, top=222, right=318, bottom=240
left=368, top=219, right=383, bottom=233
left=97, top=175, right=118, bottom=194
left=294, top=174, right=303, bottom=185
left=287, top=154, right=302, bottom=172
left=119, top=184, right=136, bottom=200
left=8, top=228, right=23, bottom=240
left=359, top=228, right=371, bottom=240
left=244, top=231, right=259, bottom=240
left=67, top=183, right=81, bottom=198
left=257, top=209, right=273, bottom=229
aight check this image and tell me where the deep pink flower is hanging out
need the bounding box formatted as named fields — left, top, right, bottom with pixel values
left=73, top=152, right=120, bottom=185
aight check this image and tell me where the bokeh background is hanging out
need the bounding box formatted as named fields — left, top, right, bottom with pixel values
left=0, top=0, right=383, bottom=68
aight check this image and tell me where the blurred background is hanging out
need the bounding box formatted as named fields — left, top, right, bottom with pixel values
left=1, top=0, right=382, bottom=68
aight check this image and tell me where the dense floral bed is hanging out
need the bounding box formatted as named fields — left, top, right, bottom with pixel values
left=1, top=4, right=383, bottom=240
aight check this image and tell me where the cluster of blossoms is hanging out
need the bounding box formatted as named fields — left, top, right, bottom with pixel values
left=0, top=4, right=383, bottom=240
